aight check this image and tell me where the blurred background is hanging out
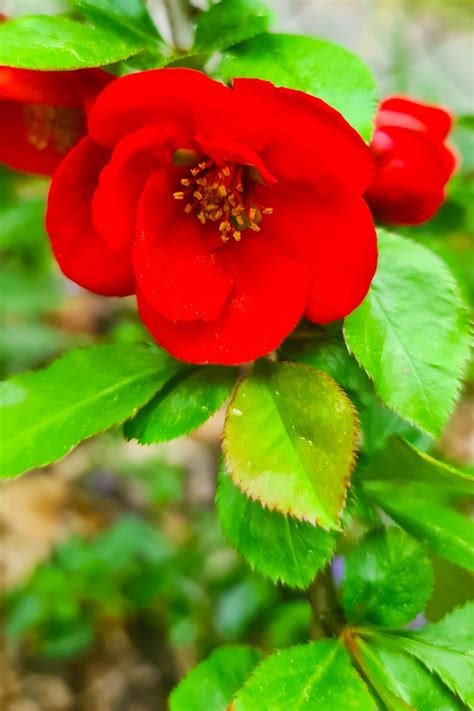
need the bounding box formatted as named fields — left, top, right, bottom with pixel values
left=0, top=1, right=472, bottom=709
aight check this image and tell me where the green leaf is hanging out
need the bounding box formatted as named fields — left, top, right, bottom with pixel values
left=344, top=230, right=471, bottom=437
left=371, top=604, right=474, bottom=708
left=234, top=640, right=376, bottom=711
left=0, top=344, right=182, bottom=478
left=364, top=486, right=474, bottom=572
left=124, top=365, right=237, bottom=444
left=223, top=360, right=359, bottom=528
left=0, top=16, right=146, bottom=69
left=194, top=0, right=272, bottom=53
left=343, top=527, right=433, bottom=627
left=216, top=470, right=337, bottom=588
left=280, top=326, right=372, bottom=398
left=350, top=635, right=461, bottom=710
left=362, top=437, right=474, bottom=498
left=217, top=33, right=378, bottom=141
left=71, top=0, right=162, bottom=44
left=169, top=645, right=261, bottom=711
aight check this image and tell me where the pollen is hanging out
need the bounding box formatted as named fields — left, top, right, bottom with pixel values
left=173, top=159, right=273, bottom=243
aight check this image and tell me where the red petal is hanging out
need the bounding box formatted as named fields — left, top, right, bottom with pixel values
left=231, top=78, right=374, bottom=195
left=0, top=67, right=82, bottom=106
left=366, top=125, right=452, bottom=224
left=0, top=100, right=65, bottom=175
left=92, top=123, right=182, bottom=252
left=74, top=69, right=113, bottom=113
left=137, top=235, right=309, bottom=365
left=46, top=137, right=134, bottom=296
left=380, top=96, right=453, bottom=140
left=133, top=171, right=233, bottom=323
left=256, top=182, right=377, bottom=323
left=88, top=68, right=232, bottom=148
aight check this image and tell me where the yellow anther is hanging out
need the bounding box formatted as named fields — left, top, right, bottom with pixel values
left=222, top=166, right=231, bottom=177
left=173, top=191, right=185, bottom=200
left=198, top=161, right=207, bottom=169
left=181, top=178, right=191, bottom=186
left=218, top=185, right=227, bottom=198
left=262, top=207, right=273, bottom=215
left=233, top=231, right=242, bottom=242
left=250, top=223, right=260, bottom=232
left=184, top=203, right=193, bottom=213
left=194, top=191, right=203, bottom=201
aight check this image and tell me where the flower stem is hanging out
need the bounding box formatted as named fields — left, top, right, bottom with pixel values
left=307, top=565, right=345, bottom=639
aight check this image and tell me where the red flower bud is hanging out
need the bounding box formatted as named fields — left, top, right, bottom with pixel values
left=365, top=96, right=457, bottom=225
left=45, top=69, right=378, bottom=364
left=0, top=66, right=112, bottom=176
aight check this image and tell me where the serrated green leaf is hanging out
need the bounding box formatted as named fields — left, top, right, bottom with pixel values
left=169, top=645, right=261, bottom=711
left=343, top=528, right=433, bottom=627
left=344, top=230, right=471, bottom=437
left=223, top=360, right=358, bottom=528
left=124, top=365, right=236, bottom=444
left=234, top=640, right=376, bottom=711
left=70, top=0, right=162, bottom=45
left=0, top=15, right=146, bottom=69
left=362, top=437, right=474, bottom=497
left=280, top=326, right=372, bottom=398
left=369, top=604, right=474, bottom=708
left=216, top=470, right=337, bottom=588
left=364, top=486, right=474, bottom=572
left=0, top=344, right=182, bottom=478
left=194, top=0, right=272, bottom=53
left=217, top=33, right=378, bottom=141
left=350, top=635, right=461, bottom=710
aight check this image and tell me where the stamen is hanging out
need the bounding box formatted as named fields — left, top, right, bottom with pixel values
left=173, top=159, right=273, bottom=243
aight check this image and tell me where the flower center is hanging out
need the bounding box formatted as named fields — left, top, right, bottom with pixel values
left=173, top=159, right=273, bottom=243
left=23, top=104, right=85, bottom=154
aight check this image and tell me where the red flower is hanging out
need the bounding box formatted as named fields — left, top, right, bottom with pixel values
left=46, top=69, right=377, bottom=365
left=0, top=67, right=112, bottom=176
left=365, top=96, right=457, bottom=225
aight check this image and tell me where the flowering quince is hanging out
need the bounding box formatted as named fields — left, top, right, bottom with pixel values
left=46, top=68, right=377, bottom=365
left=0, top=66, right=112, bottom=176
left=364, top=96, right=457, bottom=225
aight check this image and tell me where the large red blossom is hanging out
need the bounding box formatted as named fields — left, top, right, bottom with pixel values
left=46, top=68, right=377, bottom=365
left=364, top=96, right=457, bottom=225
left=0, top=66, right=112, bottom=175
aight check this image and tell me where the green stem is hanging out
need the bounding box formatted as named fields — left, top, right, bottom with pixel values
left=307, top=565, right=345, bottom=640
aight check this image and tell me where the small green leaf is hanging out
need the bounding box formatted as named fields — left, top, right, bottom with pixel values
left=169, top=645, right=261, bottom=711
left=124, top=365, right=237, bottom=444
left=217, top=33, right=378, bottom=141
left=223, top=360, right=359, bottom=528
left=370, top=603, right=474, bottom=708
left=362, top=437, right=474, bottom=497
left=234, top=640, right=376, bottom=711
left=351, top=635, right=460, bottom=710
left=0, top=15, right=146, bottom=69
left=364, top=486, right=474, bottom=572
left=0, top=344, right=182, bottom=478
left=71, top=0, right=162, bottom=44
left=194, top=0, right=272, bottom=53
left=343, top=527, right=433, bottom=627
left=216, top=470, right=337, bottom=588
left=344, top=230, right=471, bottom=437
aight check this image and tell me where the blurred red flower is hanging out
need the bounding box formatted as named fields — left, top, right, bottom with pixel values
left=365, top=96, right=457, bottom=225
left=46, top=68, right=377, bottom=364
left=0, top=67, right=111, bottom=175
